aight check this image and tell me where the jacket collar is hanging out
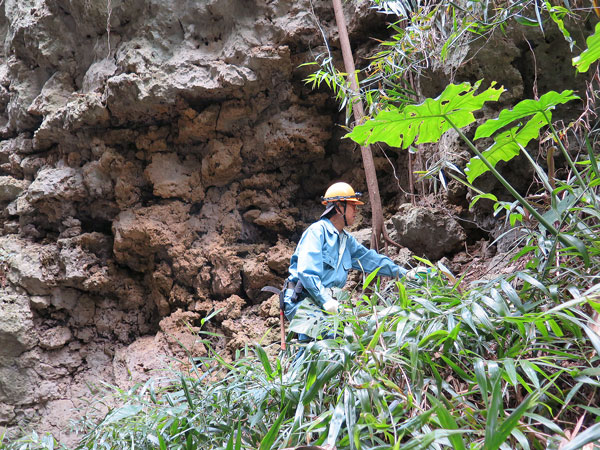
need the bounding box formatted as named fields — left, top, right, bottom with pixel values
left=322, top=218, right=348, bottom=237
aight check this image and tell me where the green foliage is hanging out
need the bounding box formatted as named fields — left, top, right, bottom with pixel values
left=573, top=22, right=600, bottom=73
left=0, top=431, right=67, bottom=450
left=346, top=77, right=597, bottom=266
left=306, top=0, right=579, bottom=118
left=466, top=90, right=579, bottom=183
left=21, top=249, right=596, bottom=450
left=347, top=81, right=504, bottom=148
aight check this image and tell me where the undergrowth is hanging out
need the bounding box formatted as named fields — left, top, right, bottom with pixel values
left=4, top=242, right=599, bottom=449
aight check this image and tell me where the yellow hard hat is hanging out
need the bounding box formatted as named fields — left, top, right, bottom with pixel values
left=321, top=182, right=364, bottom=205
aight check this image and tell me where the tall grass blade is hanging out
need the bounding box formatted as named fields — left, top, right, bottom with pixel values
left=430, top=396, right=467, bottom=450
left=474, top=359, right=489, bottom=408
left=484, top=392, right=539, bottom=450
left=363, top=266, right=382, bottom=290
left=485, top=362, right=503, bottom=447
left=326, top=397, right=346, bottom=446
left=560, top=422, right=600, bottom=450
left=180, top=376, right=195, bottom=410
left=255, top=345, right=273, bottom=378
left=258, top=404, right=289, bottom=450
left=585, top=135, right=599, bottom=178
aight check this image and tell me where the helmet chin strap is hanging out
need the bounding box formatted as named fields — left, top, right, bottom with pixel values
left=334, top=202, right=348, bottom=227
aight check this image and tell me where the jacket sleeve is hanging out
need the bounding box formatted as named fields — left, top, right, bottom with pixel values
left=347, top=234, right=407, bottom=278
left=296, top=225, right=334, bottom=308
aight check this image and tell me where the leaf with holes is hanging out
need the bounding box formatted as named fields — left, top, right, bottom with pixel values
left=475, top=90, right=578, bottom=139
left=347, top=81, right=504, bottom=148
left=466, top=114, right=546, bottom=183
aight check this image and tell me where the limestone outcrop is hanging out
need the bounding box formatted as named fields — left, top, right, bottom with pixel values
left=0, top=0, right=379, bottom=441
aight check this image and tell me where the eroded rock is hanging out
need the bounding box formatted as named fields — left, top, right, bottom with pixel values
left=145, top=153, right=204, bottom=202
left=0, top=293, right=37, bottom=357
left=38, top=327, right=72, bottom=350
left=391, top=204, right=466, bottom=260
left=0, top=176, right=29, bottom=202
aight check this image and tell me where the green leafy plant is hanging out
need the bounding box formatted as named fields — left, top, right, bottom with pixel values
left=347, top=79, right=595, bottom=267
left=31, top=256, right=595, bottom=450
left=306, top=0, right=580, bottom=120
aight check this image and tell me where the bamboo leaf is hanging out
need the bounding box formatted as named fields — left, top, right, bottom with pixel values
left=159, top=434, right=167, bottom=450
left=366, top=320, right=386, bottom=351
left=363, top=266, right=382, bottom=290
left=326, top=397, right=346, bottom=446
left=503, top=358, right=518, bottom=386
left=235, top=421, right=242, bottom=450
left=561, top=422, right=600, bottom=450
left=255, top=345, right=273, bottom=378
left=441, top=355, right=472, bottom=382
left=181, top=376, right=195, bottom=411
left=485, top=392, right=540, bottom=450
left=102, top=404, right=143, bottom=426
left=302, top=362, right=343, bottom=405
left=474, top=359, right=489, bottom=409
left=582, top=324, right=600, bottom=356
left=430, top=396, right=467, bottom=450
left=516, top=272, right=549, bottom=296
left=520, top=360, right=541, bottom=389
left=344, top=389, right=357, bottom=450
left=557, top=233, right=590, bottom=267
left=500, top=280, right=524, bottom=312
left=258, top=404, right=289, bottom=450
left=418, top=329, right=449, bottom=347
left=485, top=362, right=503, bottom=446
left=585, top=135, right=600, bottom=178
left=523, top=412, right=565, bottom=434
left=472, top=302, right=495, bottom=331
left=511, top=428, right=530, bottom=450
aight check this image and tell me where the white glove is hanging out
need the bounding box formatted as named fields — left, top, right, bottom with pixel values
left=323, top=299, right=339, bottom=314
left=406, top=266, right=429, bottom=281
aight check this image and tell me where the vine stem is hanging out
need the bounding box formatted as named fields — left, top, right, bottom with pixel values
left=546, top=117, right=596, bottom=208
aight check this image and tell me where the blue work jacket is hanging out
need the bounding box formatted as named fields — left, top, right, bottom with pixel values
left=284, top=218, right=407, bottom=320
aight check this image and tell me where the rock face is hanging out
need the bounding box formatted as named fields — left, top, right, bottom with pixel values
left=0, top=0, right=384, bottom=442
left=391, top=205, right=466, bottom=260
left=0, top=0, right=589, bottom=444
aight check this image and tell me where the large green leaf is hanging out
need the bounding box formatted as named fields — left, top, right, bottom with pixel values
left=466, top=114, right=545, bottom=183
left=573, top=22, right=600, bottom=73
left=474, top=90, right=578, bottom=139
left=347, top=81, right=504, bottom=148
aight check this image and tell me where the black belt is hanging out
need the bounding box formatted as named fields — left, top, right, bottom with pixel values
left=286, top=280, right=308, bottom=303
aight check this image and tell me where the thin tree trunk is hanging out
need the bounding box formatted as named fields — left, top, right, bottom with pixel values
left=408, top=152, right=415, bottom=206
left=331, top=0, right=400, bottom=252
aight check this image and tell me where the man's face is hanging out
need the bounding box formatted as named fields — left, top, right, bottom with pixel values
left=344, top=202, right=357, bottom=226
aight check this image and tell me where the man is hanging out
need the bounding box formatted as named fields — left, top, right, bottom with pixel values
left=283, top=182, right=407, bottom=340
